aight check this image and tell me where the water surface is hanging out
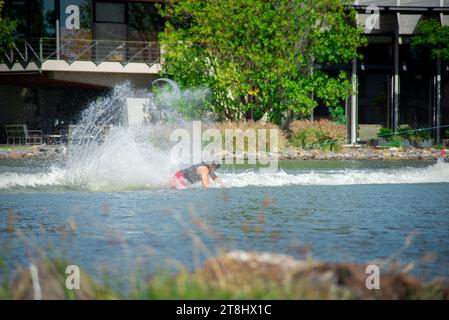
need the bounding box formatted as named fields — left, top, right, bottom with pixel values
left=1, top=159, right=448, bottom=282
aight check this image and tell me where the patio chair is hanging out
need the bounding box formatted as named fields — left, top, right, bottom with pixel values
left=358, top=124, right=382, bottom=144
left=5, top=124, right=43, bottom=145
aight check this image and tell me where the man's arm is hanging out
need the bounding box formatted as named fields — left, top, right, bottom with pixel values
left=210, top=171, right=218, bottom=181
left=198, top=166, right=223, bottom=188
left=209, top=171, right=224, bottom=187
left=198, top=166, right=210, bottom=188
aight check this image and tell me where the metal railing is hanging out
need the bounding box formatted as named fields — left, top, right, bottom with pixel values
left=1, top=38, right=161, bottom=68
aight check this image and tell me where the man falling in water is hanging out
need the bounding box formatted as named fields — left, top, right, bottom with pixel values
left=170, top=161, right=223, bottom=189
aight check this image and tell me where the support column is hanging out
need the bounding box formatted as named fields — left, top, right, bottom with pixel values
left=350, top=58, right=358, bottom=145
left=345, top=97, right=350, bottom=142
left=436, top=58, right=442, bottom=143
left=392, top=22, right=400, bottom=131
left=56, top=0, right=61, bottom=60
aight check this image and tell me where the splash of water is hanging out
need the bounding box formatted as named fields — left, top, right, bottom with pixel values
left=63, top=82, right=181, bottom=190
left=220, top=161, right=449, bottom=188
left=0, top=166, right=65, bottom=189
left=1, top=160, right=449, bottom=190
left=1, top=82, right=449, bottom=191
left=0, top=81, right=213, bottom=191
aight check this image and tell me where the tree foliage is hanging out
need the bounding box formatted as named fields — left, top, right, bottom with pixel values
left=0, top=0, right=16, bottom=56
left=412, top=19, right=449, bottom=62
left=158, top=0, right=366, bottom=125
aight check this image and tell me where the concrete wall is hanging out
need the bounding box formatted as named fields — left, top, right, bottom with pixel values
left=48, top=71, right=159, bottom=89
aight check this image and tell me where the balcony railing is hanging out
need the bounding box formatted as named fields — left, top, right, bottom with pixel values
left=1, top=38, right=161, bottom=68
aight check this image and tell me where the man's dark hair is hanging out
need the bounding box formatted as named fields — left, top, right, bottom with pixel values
left=207, top=161, right=221, bottom=170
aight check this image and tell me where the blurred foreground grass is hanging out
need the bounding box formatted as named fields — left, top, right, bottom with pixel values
left=1, top=251, right=448, bottom=300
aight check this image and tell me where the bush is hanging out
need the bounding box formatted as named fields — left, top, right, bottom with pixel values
left=397, top=127, right=431, bottom=147
left=329, top=106, right=346, bottom=125
left=158, top=0, right=365, bottom=124
left=0, top=0, right=17, bottom=56
left=411, top=129, right=431, bottom=146
left=384, top=137, right=404, bottom=148
left=378, top=127, right=394, bottom=140
left=289, top=119, right=346, bottom=151
left=213, top=121, right=288, bottom=153
left=379, top=126, right=432, bottom=147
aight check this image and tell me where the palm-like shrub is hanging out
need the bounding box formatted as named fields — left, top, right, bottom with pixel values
left=289, top=119, right=346, bottom=151
left=212, top=121, right=288, bottom=153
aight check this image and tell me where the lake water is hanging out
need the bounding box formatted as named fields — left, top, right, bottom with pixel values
left=1, top=159, right=449, bottom=282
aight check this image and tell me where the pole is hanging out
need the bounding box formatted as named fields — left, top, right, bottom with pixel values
left=351, top=58, right=358, bottom=145
left=56, top=0, right=61, bottom=60
left=436, top=58, right=442, bottom=144
left=393, top=13, right=400, bottom=131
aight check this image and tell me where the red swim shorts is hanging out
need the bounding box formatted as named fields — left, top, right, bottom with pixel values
left=169, top=171, right=187, bottom=189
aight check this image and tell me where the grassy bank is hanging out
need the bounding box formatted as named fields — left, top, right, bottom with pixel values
left=1, top=251, right=448, bottom=300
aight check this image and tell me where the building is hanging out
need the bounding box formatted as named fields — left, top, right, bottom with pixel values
left=0, top=0, right=163, bottom=138
left=1, top=0, right=449, bottom=144
left=348, top=0, right=449, bottom=144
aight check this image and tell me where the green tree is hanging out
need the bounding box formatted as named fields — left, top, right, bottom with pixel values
left=0, top=0, right=16, bottom=56
left=158, top=0, right=366, bottom=125
left=412, top=19, right=449, bottom=62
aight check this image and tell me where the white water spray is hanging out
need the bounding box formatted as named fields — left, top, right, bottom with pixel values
left=63, top=82, right=181, bottom=190
left=220, top=161, right=449, bottom=188
left=1, top=82, right=449, bottom=190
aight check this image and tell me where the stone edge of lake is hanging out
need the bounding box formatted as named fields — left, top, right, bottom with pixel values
left=0, top=145, right=447, bottom=161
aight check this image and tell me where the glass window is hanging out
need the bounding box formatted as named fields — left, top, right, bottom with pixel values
left=59, top=0, right=93, bottom=61
left=399, top=75, right=432, bottom=128
left=93, top=2, right=127, bottom=62
left=42, top=0, right=56, bottom=37
left=3, top=0, right=55, bottom=37
left=3, top=0, right=28, bottom=37
left=95, top=2, right=126, bottom=23
left=128, top=2, right=164, bottom=42
left=60, top=0, right=93, bottom=39
left=442, top=67, right=449, bottom=140
left=94, top=1, right=126, bottom=39
left=359, top=36, right=393, bottom=66
left=399, top=39, right=432, bottom=128
left=358, top=73, right=389, bottom=126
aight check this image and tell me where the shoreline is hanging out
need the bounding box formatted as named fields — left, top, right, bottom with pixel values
left=0, top=144, right=447, bottom=161
left=0, top=145, right=66, bottom=160
left=6, top=250, right=449, bottom=299
left=279, top=146, right=447, bottom=161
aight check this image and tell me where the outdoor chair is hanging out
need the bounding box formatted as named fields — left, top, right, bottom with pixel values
left=5, top=124, right=43, bottom=145
left=44, top=132, right=63, bottom=145
left=358, top=124, right=382, bottom=144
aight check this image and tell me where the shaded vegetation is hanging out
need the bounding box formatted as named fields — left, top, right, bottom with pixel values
left=289, top=119, right=346, bottom=151
left=158, top=0, right=366, bottom=125
left=0, top=0, right=16, bottom=56
left=412, top=19, right=449, bottom=62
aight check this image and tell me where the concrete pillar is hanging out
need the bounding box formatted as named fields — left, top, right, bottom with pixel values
left=392, top=15, right=400, bottom=131
left=56, top=0, right=61, bottom=60
left=435, top=58, right=442, bottom=143
left=350, top=58, right=358, bottom=145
